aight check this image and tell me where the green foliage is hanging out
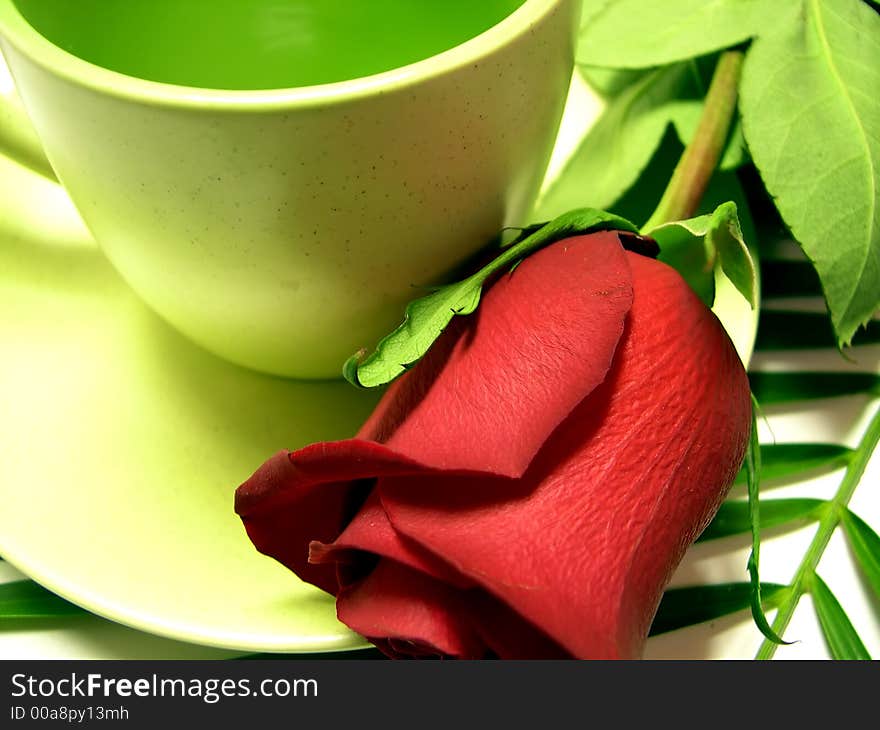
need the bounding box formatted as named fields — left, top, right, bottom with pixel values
left=577, top=0, right=778, bottom=69
left=0, top=581, right=84, bottom=619
left=740, top=0, right=880, bottom=347
left=811, top=573, right=872, bottom=659
left=578, top=66, right=648, bottom=100
left=536, top=64, right=703, bottom=218
left=755, top=404, right=880, bottom=659
left=749, top=372, right=880, bottom=404
left=647, top=201, right=757, bottom=309
left=734, top=443, right=854, bottom=486
left=650, top=582, right=787, bottom=636
left=577, top=0, right=880, bottom=347
left=538, top=61, right=746, bottom=224
left=699, top=498, right=826, bottom=542
left=745, top=396, right=791, bottom=645
left=841, top=509, right=880, bottom=601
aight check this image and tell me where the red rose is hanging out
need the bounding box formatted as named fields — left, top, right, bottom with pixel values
left=235, top=230, right=751, bottom=659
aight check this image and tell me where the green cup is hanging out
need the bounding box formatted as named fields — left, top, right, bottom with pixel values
left=0, top=0, right=579, bottom=378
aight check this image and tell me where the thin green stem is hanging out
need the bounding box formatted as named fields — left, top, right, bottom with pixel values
left=641, top=50, right=744, bottom=231
left=755, top=404, right=880, bottom=659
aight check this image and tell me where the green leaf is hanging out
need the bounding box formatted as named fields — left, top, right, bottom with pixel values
left=647, top=201, right=758, bottom=309
left=579, top=66, right=649, bottom=100
left=535, top=64, right=702, bottom=220
left=650, top=582, right=787, bottom=636
left=0, top=580, right=84, bottom=618
left=740, top=0, right=880, bottom=347
left=540, top=58, right=748, bottom=222
left=344, top=209, right=640, bottom=388
left=749, top=371, right=880, bottom=404
left=699, top=498, right=826, bottom=542
left=605, top=126, right=686, bottom=227
left=756, top=310, right=880, bottom=350
left=647, top=214, right=715, bottom=306
left=746, top=396, right=792, bottom=644
left=811, top=572, right=872, bottom=659
left=735, top=443, right=854, bottom=485
left=841, top=509, right=880, bottom=601
left=709, top=202, right=758, bottom=309
left=577, top=0, right=780, bottom=69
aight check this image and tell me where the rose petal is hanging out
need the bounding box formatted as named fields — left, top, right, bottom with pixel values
left=464, top=590, right=571, bottom=659
left=337, top=559, right=487, bottom=659
left=358, top=231, right=634, bottom=477
left=314, top=494, right=572, bottom=658
left=236, top=443, right=436, bottom=594
left=379, top=253, right=751, bottom=658
left=309, top=491, right=471, bottom=590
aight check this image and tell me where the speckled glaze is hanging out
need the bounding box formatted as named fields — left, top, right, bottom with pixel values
left=0, top=0, right=578, bottom=378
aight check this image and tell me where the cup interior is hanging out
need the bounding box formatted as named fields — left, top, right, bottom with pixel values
left=11, top=0, right=527, bottom=90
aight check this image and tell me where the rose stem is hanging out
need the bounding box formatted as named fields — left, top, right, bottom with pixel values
left=754, top=403, right=880, bottom=659
left=641, top=49, right=744, bottom=231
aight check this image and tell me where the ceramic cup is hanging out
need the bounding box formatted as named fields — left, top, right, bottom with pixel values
left=0, top=0, right=579, bottom=378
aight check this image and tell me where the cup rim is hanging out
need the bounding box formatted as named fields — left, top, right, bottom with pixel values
left=0, top=0, right=562, bottom=110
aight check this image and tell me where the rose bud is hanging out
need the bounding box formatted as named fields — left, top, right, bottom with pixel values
left=235, top=229, right=751, bottom=659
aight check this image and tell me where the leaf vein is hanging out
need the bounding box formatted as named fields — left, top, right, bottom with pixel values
left=809, top=0, right=877, bottom=306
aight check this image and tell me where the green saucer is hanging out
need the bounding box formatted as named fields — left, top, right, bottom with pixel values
left=0, top=154, right=382, bottom=652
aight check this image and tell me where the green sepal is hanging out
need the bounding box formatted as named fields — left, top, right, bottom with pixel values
left=647, top=201, right=758, bottom=310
